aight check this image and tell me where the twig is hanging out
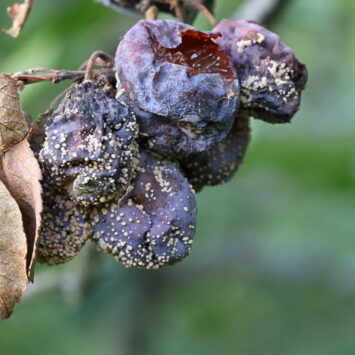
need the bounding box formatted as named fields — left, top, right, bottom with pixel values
left=234, top=0, right=291, bottom=25
left=12, top=70, right=86, bottom=85
left=84, top=51, right=114, bottom=81
left=79, top=57, right=107, bottom=71
left=11, top=67, right=114, bottom=86
left=13, top=68, right=57, bottom=75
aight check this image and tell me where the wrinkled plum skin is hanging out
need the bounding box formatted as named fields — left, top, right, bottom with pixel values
left=116, top=82, right=231, bottom=158
left=181, top=115, right=250, bottom=191
left=115, top=19, right=240, bottom=154
left=37, top=176, right=93, bottom=265
left=91, top=150, right=197, bottom=269
left=39, top=81, right=138, bottom=206
left=214, top=19, right=308, bottom=123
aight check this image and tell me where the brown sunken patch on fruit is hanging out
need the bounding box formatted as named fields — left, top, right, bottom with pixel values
left=148, top=27, right=236, bottom=83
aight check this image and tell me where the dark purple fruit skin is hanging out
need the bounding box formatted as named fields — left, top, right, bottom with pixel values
left=116, top=82, right=231, bottom=158
left=133, top=150, right=196, bottom=262
left=90, top=200, right=153, bottom=268
left=91, top=149, right=197, bottom=269
left=213, top=19, right=308, bottom=123
left=39, top=81, right=138, bottom=206
left=181, top=115, right=250, bottom=191
left=37, top=177, right=93, bottom=265
left=115, top=19, right=240, bottom=152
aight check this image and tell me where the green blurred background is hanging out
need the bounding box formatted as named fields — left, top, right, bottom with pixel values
left=1, top=0, right=355, bottom=354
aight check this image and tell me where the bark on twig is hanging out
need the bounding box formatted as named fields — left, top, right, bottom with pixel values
left=12, top=68, right=114, bottom=86
left=12, top=70, right=86, bottom=85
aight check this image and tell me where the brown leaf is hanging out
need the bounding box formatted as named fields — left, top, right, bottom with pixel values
left=2, top=0, right=33, bottom=38
left=0, top=139, right=42, bottom=280
left=0, top=74, right=30, bottom=153
left=0, top=179, right=28, bottom=319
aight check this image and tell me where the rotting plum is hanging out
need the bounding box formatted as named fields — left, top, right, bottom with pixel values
left=37, top=178, right=93, bottom=265
left=91, top=199, right=152, bottom=268
left=115, top=19, right=240, bottom=154
left=213, top=19, right=308, bottom=123
left=181, top=114, right=250, bottom=191
left=39, top=80, right=138, bottom=206
left=116, top=81, right=232, bottom=158
left=90, top=149, right=197, bottom=269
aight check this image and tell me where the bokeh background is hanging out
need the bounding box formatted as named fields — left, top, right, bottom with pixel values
left=1, top=0, right=355, bottom=354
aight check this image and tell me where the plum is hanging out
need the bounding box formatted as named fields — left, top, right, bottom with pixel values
left=39, top=80, right=138, bottom=206
left=38, top=178, right=93, bottom=265
left=115, top=19, right=240, bottom=155
left=214, top=19, right=307, bottom=123
left=91, top=149, right=197, bottom=268
left=181, top=114, right=250, bottom=191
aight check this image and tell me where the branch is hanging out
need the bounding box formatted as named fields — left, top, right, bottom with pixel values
left=84, top=51, right=114, bottom=81
left=11, top=67, right=114, bottom=85
left=234, top=0, right=291, bottom=25
left=12, top=70, right=86, bottom=85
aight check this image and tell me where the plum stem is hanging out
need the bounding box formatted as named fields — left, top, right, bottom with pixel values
left=84, top=51, right=114, bottom=81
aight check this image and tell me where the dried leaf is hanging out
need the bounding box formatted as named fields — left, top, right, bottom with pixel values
left=2, top=0, right=33, bottom=38
left=0, top=74, right=30, bottom=153
left=0, top=139, right=42, bottom=280
left=0, top=180, right=28, bottom=319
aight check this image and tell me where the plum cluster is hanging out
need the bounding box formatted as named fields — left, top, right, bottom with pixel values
left=38, top=19, right=307, bottom=269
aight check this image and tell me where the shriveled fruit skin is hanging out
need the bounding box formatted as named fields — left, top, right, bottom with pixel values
left=39, top=81, right=138, bottom=206
left=91, top=199, right=152, bottom=268
left=37, top=178, right=93, bottom=265
left=115, top=19, right=240, bottom=155
left=91, top=150, right=197, bottom=269
left=213, top=19, right=308, bottom=123
left=116, top=82, right=231, bottom=158
left=181, top=115, right=250, bottom=191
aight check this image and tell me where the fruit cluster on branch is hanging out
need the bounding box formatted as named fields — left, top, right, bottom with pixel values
left=38, top=18, right=307, bottom=269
